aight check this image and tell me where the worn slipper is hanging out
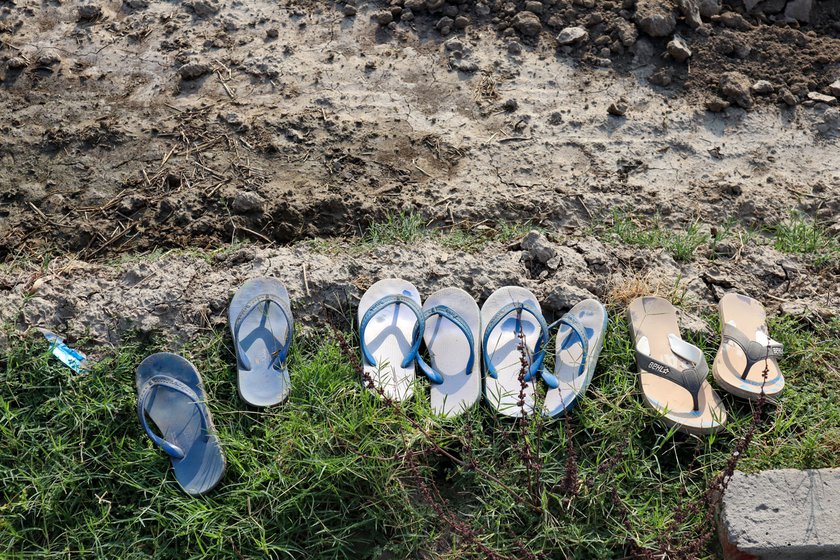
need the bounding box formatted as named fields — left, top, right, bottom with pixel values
left=482, top=286, right=557, bottom=417
left=419, top=287, right=481, bottom=417
left=358, top=278, right=424, bottom=402
left=136, top=353, right=225, bottom=496
left=627, top=296, right=726, bottom=435
left=229, top=277, right=294, bottom=407
left=543, top=299, right=608, bottom=417
left=713, top=293, right=785, bottom=400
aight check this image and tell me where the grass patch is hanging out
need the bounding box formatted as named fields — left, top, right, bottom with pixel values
left=603, top=210, right=710, bottom=262
left=773, top=212, right=839, bottom=267
left=1, top=310, right=837, bottom=558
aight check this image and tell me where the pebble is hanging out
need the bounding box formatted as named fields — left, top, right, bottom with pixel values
left=231, top=191, right=266, bottom=215
left=828, top=80, right=840, bottom=98
left=667, top=35, right=691, bottom=62
left=751, top=80, right=774, bottom=95
left=343, top=5, right=357, bottom=16
left=524, top=1, right=543, bottom=14
left=807, top=91, right=837, bottom=105
left=556, top=26, right=588, bottom=46
left=608, top=99, right=628, bottom=116
left=374, top=10, right=393, bottom=26
left=779, top=88, right=797, bottom=106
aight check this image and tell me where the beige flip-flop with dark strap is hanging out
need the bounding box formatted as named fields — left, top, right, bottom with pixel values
left=627, top=296, right=727, bottom=435
left=713, top=293, right=785, bottom=400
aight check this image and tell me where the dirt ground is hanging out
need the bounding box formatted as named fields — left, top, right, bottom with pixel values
left=1, top=0, right=839, bottom=344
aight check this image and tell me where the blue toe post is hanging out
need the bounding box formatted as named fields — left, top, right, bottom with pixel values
left=233, top=293, right=294, bottom=371
left=415, top=305, right=476, bottom=385
left=359, top=294, right=426, bottom=370
left=482, top=301, right=559, bottom=389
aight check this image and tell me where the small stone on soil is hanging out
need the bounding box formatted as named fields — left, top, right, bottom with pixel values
left=828, top=80, right=840, bottom=98
left=343, top=5, right=357, bottom=16
left=807, top=91, right=837, bottom=106
left=556, top=26, right=588, bottom=46
left=374, top=10, right=393, bottom=26
left=608, top=99, right=628, bottom=116
left=751, top=80, right=774, bottom=95
left=667, top=36, right=691, bottom=62
left=231, top=191, right=265, bottom=214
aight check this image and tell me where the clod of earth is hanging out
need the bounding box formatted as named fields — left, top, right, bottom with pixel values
left=512, top=11, right=542, bottom=37
left=608, top=99, right=629, bottom=116
left=179, top=61, right=211, bottom=80
left=720, top=71, right=754, bottom=110
left=751, top=80, right=775, bottom=95
left=634, top=0, right=677, bottom=37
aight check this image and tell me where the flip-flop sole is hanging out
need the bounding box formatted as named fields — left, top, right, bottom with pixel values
left=136, top=352, right=225, bottom=496
left=229, top=277, right=292, bottom=407
left=627, top=297, right=727, bottom=435
left=481, top=286, right=541, bottom=418
left=544, top=298, right=608, bottom=417
left=423, top=287, right=482, bottom=417
left=713, top=293, right=785, bottom=400
left=358, top=278, right=422, bottom=402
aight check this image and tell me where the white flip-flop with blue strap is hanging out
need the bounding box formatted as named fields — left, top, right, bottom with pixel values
left=481, top=286, right=558, bottom=417
left=229, top=277, right=294, bottom=407
left=419, top=287, right=481, bottom=417
left=358, top=279, right=424, bottom=402
left=543, top=299, right=608, bottom=417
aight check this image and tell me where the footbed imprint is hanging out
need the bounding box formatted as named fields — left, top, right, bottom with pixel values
left=714, top=293, right=785, bottom=399
left=481, top=286, right=542, bottom=417
left=136, top=353, right=225, bottom=496
left=543, top=299, right=608, bottom=417
left=627, top=297, right=727, bottom=435
left=358, top=278, right=422, bottom=402
left=422, top=287, right=482, bottom=417
left=229, top=277, right=293, bottom=407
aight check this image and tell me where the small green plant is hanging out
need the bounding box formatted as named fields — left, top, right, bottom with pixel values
left=774, top=212, right=839, bottom=266
left=363, top=210, right=427, bottom=245
left=605, top=210, right=709, bottom=262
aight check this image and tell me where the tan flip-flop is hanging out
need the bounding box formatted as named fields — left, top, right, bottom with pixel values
left=713, top=293, right=785, bottom=400
left=627, top=296, right=727, bottom=435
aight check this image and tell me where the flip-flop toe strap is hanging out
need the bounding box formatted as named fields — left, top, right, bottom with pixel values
left=483, top=301, right=558, bottom=389
left=233, top=293, right=294, bottom=371
left=416, top=305, right=475, bottom=385
left=636, top=335, right=708, bottom=411
left=549, top=314, right=591, bottom=387
left=359, top=294, right=425, bottom=369
left=722, top=324, right=783, bottom=380
left=138, top=375, right=209, bottom=461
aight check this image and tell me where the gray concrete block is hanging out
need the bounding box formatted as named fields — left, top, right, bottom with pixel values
left=719, top=468, right=840, bottom=560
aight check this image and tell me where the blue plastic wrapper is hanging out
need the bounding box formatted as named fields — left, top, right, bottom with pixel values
left=38, top=329, right=90, bottom=374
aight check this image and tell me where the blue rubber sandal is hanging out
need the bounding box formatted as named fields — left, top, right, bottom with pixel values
left=358, top=278, right=424, bottom=402
left=229, top=277, right=294, bottom=407
left=543, top=299, right=608, bottom=417
left=136, top=353, right=225, bottom=496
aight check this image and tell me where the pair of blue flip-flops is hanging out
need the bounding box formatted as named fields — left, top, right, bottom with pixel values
left=359, top=279, right=609, bottom=418
left=136, top=277, right=293, bottom=495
